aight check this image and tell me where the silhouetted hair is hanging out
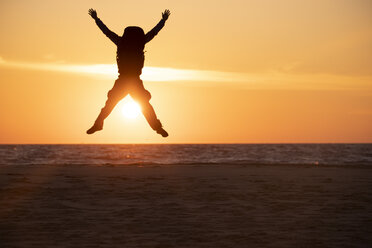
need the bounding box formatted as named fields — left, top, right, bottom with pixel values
left=122, top=26, right=145, bottom=46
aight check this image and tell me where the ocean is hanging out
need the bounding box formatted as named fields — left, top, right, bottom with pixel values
left=0, top=144, right=371, bottom=166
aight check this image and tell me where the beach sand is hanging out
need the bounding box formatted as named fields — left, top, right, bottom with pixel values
left=0, top=164, right=371, bottom=247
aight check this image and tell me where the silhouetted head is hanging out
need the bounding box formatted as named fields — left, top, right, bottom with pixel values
left=122, top=26, right=145, bottom=43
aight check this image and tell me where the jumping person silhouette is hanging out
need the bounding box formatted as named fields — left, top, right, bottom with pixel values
left=86, top=8, right=170, bottom=137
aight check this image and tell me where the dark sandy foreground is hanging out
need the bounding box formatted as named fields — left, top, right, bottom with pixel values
left=0, top=164, right=371, bottom=248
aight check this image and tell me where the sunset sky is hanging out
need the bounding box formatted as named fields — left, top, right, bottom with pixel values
left=0, top=0, right=371, bottom=143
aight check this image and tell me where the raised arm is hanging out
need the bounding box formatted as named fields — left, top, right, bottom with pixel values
left=145, top=9, right=170, bottom=43
left=88, top=9, right=120, bottom=45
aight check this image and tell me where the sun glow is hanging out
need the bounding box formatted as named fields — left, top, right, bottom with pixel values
left=121, top=99, right=141, bottom=119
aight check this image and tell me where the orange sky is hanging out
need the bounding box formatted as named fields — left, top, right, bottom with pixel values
left=0, top=0, right=371, bottom=143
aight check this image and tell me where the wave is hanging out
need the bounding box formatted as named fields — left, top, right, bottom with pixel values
left=0, top=144, right=371, bottom=166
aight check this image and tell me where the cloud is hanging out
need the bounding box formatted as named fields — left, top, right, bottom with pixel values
left=0, top=58, right=370, bottom=91
left=0, top=58, right=253, bottom=83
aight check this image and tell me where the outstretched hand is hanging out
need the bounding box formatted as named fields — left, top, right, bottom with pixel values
left=162, top=9, right=170, bottom=21
left=88, top=8, right=98, bottom=20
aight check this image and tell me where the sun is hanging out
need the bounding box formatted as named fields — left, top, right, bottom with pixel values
left=122, top=98, right=141, bottom=119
